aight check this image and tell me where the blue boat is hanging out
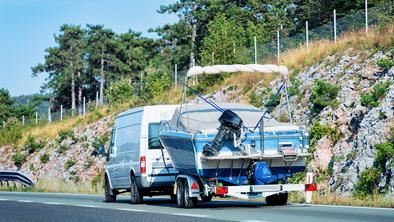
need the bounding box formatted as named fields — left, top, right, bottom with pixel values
left=159, top=64, right=310, bottom=187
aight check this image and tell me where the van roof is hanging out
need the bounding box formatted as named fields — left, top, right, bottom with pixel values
left=117, top=104, right=178, bottom=118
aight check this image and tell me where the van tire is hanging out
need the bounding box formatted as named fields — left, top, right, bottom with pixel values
left=266, top=193, right=288, bottom=206
left=176, top=179, right=185, bottom=208
left=130, top=175, right=143, bottom=204
left=105, top=177, right=117, bottom=202
left=183, top=180, right=197, bottom=208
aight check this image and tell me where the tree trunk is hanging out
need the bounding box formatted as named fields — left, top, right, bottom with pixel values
left=78, top=70, right=82, bottom=115
left=71, top=61, right=76, bottom=112
left=100, top=47, right=104, bottom=105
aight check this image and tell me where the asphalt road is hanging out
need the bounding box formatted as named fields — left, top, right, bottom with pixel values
left=0, top=192, right=393, bottom=222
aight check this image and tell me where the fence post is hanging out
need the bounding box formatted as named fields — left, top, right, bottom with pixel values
left=60, top=105, right=63, bottom=121
left=22, top=116, right=25, bottom=126
left=174, top=64, right=178, bottom=89
left=365, top=0, right=368, bottom=34
left=96, top=91, right=99, bottom=107
left=48, top=107, right=51, bottom=123
left=254, top=36, right=257, bottom=64
left=83, top=97, right=86, bottom=117
left=35, top=112, right=38, bottom=124
left=306, top=21, right=309, bottom=49
left=3, top=121, right=5, bottom=128
left=333, top=9, right=337, bottom=43
left=277, top=29, right=280, bottom=64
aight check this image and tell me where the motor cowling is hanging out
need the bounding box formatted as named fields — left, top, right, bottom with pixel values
left=202, top=110, right=243, bottom=156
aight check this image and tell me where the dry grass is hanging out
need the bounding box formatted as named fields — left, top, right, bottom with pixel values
left=289, top=191, right=394, bottom=208
left=280, top=23, right=394, bottom=74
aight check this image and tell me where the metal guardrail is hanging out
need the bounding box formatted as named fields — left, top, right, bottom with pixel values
left=0, top=170, right=35, bottom=187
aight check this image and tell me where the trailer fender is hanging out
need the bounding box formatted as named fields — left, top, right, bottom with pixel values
left=175, top=175, right=200, bottom=198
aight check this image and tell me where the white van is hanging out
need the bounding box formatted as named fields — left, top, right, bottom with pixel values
left=104, top=105, right=178, bottom=203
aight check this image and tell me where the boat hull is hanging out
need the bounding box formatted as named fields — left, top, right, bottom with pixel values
left=159, top=130, right=307, bottom=185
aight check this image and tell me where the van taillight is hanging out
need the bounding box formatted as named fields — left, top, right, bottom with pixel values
left=140, top=156, right=146, bottom=174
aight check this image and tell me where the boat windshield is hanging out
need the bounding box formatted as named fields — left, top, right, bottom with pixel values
left=169, top=103, right=279, bottom=133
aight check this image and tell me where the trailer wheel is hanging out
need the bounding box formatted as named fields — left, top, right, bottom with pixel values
left=266, top=193, right=288, bottom=206
left=130, top=175, right=143, bottom=204
left=176, top=179, right=185, bottom=208
left=105, top=177, right=117, bottom=202
left=183, top=180, right=197, bottom=208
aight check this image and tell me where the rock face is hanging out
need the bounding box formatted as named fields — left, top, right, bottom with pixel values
left=0, top=115, right=114, bottom=184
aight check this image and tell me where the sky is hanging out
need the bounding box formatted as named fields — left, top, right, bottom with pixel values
left=0, top=0, right=178, bottom=96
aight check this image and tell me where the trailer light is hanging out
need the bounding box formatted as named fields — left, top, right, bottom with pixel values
left=140, top=156, right=146, bottom=174
left=305, top=184, right=317, bottom=191
left=191, top=182, right=199, bottom=190
left=215, top=186, right=228, bottom=195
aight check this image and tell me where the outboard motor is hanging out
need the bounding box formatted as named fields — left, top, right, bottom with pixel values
left=202, top=110, right=243, bottom=156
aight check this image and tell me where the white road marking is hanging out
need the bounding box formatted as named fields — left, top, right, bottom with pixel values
left=170, top=213, right=209, bottom=218
left=241, top=220, right=272, bottom=222
left=0, top=199, right=9, bottom=201
left=42, top=202, right=62, bottom=205
left=118, top=208, right=147, bottom=212
left=76, top=204, right=99, bottom=208
left=296, top=203, right=394, bottom=211
left=17, top=200, right=34, bottom=203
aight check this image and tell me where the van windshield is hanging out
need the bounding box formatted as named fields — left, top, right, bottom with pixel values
left=148, top=123, right=163, bottom=149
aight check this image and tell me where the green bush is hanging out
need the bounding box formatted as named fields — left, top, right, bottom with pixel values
left=353, top=168, right=381, bottom=198
left=0, top=120, right=23, bottom=146
left=248, top=91, right=262, bottom=108
left=57, top=129, right=75, bottom=143
left=309, top=79, right=340, bottom=115
left=264, top=92, right=280, bottom=111
left=64, top=158, right=76, bottom=170
left=376, top=58, right=394, bottom=69
left=309, top=121, right=342, bottom=149
left=288, top=75, right=302, bottom=97
left=24, top=134, right=46, bottom=153
left=144, top=63, right=172, bottom=98
left=12, top=152, right=27, bottom=168
left=106, top=78, right=134, bottom=104
left=40, top=153, right=50, bottom=164
left=91, top=134, right=110, bottom=150
left=360, top=81, right=391, bottom=108
left=58, top=144, right=68, bottom=154
left=84, top=158, right=94, bottom=169
left=91, top=174, right=103, bottom=189
left=375, top=129, right=394, bottom=170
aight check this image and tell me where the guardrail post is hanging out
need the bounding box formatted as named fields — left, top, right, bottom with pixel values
left=305, top=170, right=314, bottom=204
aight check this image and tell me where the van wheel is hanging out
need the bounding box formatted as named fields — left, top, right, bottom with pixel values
left=130, top=175, right=143, bottom=204
left=266, top=193, right=288, bottom=206
left=176, top=179, right=185, bottom=208
left=183, top=180, right=197, bottom=208
left=105, top=177, right=116, bottom=202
